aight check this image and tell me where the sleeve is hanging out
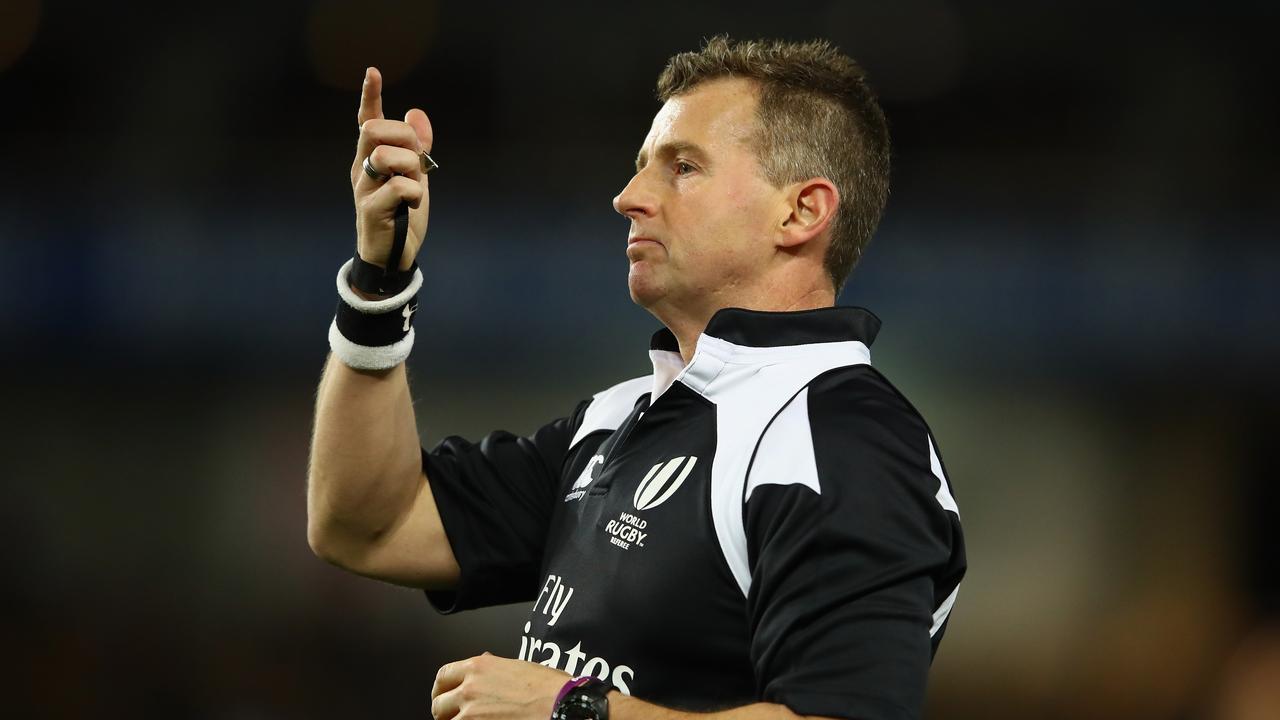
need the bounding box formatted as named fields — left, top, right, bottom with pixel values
left=744, top=368, right=965, bottom=720
left=421, top=397, right=591, bottom=614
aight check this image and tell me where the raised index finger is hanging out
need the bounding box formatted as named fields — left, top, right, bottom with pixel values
left=357, top=66, right=384, bottom=127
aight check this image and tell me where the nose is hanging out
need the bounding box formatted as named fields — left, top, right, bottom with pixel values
left=612, top=171, right=656, bottom=219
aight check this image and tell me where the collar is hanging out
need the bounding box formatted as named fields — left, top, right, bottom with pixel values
left=647, top=306, right=881, bottom=402
left=649, top=306, right=880, bottom=352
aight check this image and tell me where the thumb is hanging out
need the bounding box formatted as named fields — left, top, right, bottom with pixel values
left=404, top=108, right=434, bottom=155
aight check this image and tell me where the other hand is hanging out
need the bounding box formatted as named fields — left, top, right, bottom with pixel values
left=430, top=652, right=571, bottom=720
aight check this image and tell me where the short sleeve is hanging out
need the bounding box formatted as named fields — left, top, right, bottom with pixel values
left=422, top=398, right=591, bottom=614
left=744, top=367, right=965, bottom=720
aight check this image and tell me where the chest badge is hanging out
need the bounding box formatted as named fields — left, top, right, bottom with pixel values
left=564, top=454, right=604, bottom=502
left=633, top=456, right=698, bottom=511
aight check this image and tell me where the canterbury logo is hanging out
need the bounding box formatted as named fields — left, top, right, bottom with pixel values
left=572, top=455, right=604, bottom=490
left=633, top=456, right=698, bottom=511
left=402, top=303, right=418, bottom=332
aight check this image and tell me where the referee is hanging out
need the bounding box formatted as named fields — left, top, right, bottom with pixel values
left=308, top=36, right=965, bottom=720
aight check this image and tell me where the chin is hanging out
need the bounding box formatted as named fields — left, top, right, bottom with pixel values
left=627, top=263, right=667, bottom=309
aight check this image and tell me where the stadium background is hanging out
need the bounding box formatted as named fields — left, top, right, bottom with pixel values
left=3, top=1, right=1277, bottom=717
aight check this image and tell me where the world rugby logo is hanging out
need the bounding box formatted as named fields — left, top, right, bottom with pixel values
left=633, top=456, right=698, bottom=511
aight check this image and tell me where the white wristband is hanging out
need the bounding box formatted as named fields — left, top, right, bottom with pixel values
left=329, top=320, right=416, bottom=370
left=328, top=258, right=424, bottom=370
left=335, top=257, right=423, bottom=312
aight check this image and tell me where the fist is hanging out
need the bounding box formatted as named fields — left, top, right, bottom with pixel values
left=351, top=66, right=434, bottom=272
left=430, top=652, right=570, bottom=720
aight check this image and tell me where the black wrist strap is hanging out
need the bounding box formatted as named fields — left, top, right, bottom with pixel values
left=352, top=201, right=416, bottom=296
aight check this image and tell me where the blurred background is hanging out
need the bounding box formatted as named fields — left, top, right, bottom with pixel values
left=3, top=1, right=1278, bottom=717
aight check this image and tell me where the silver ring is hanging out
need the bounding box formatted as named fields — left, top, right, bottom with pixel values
left=420, top=151, right=439, bottom=174
left=362, top=156, right=392, bottom=182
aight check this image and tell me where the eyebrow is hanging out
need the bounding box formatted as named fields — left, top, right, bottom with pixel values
left=635, top=141, right=708, bottom=172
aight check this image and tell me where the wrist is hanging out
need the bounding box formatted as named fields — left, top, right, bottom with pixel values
left=552, top=677, right=614, bottom=720
left=351, top=251, right=417, bottom=297
left=328, top=257, right=423, bottom=370
left=604, top=690, right=627, bottom=719
left=350, top=284, right=393, bottom=301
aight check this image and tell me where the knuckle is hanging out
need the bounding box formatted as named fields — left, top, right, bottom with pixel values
left=392, top=146, right=418, bottom=171
left=362, top=185, right=388, bottom=203
left=381, top=145, right=404, bottom=168
left=394, top=176, right=422, bottom=197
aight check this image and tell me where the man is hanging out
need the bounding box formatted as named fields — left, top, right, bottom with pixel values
left=308, top=36, right=965, bottom=720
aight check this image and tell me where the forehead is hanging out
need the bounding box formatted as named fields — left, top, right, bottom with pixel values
left=636, top=77, right=760, bottom=165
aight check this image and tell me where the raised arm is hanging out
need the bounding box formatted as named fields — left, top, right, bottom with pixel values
left=306, top=66, right=459, bottom=589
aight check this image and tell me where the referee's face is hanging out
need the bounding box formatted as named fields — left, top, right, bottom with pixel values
left=614, top=77, right=786, bottom=320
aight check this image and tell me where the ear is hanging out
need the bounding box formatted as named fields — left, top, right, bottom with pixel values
left=776, top=177, right=839, bottom=249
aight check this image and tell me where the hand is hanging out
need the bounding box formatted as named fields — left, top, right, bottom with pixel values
left=351, top=66, right=434, bottom=272
left=430, top=652, right=571, bottom=720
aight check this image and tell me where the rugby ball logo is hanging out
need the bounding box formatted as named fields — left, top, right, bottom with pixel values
left=633, top=456, right=698, bottom=511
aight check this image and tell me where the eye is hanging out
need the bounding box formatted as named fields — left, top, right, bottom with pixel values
left=673, top=160, right=698, bottom=177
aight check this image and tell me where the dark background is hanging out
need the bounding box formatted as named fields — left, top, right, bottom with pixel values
left=3, top=1, right=1278, bottom=717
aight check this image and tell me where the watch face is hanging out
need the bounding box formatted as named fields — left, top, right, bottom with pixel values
left=557, top=694, right=602, bottom=720
left=559, top=700, right=598, bottom=720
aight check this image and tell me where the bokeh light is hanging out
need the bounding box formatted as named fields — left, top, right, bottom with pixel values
left=0, top=0, right=41, bottom=73
left=307, top=0, right=438, bottom=91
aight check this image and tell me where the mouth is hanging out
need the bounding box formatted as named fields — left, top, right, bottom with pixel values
left=627, top=236, right=663, bottom=247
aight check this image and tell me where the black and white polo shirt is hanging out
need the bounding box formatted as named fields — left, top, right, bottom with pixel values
left=422, top=307, right=966, bottom=720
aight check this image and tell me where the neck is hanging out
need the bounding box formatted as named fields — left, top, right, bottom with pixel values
left=657, top=285, right=836, bottom=364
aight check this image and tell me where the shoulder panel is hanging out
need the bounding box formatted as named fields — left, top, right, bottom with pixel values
left=567, top=375, right=651, bottom=451
left=701, top=339, right=872, bottom=597
left=745, top=386, right=820, bottom=501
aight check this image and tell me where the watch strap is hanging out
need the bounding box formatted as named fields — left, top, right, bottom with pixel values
left=551, top=677, right=613, bottom=720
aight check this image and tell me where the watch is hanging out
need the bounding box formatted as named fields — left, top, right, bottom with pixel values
left=551, top=677, right=614, bottom=720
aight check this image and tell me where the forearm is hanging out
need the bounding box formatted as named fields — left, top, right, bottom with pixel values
left=307, top=352, right=423, bottom=552
left=609, top=695, right=802, bottom=720
left=429, top=655, right=815, bottom=720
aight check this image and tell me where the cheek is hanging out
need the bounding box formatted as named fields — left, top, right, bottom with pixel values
left=690, top=201, right=764, bottom=260
left=711, top=176, right=774, bottom=231
left=666, top=182, right=768, bottom=270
